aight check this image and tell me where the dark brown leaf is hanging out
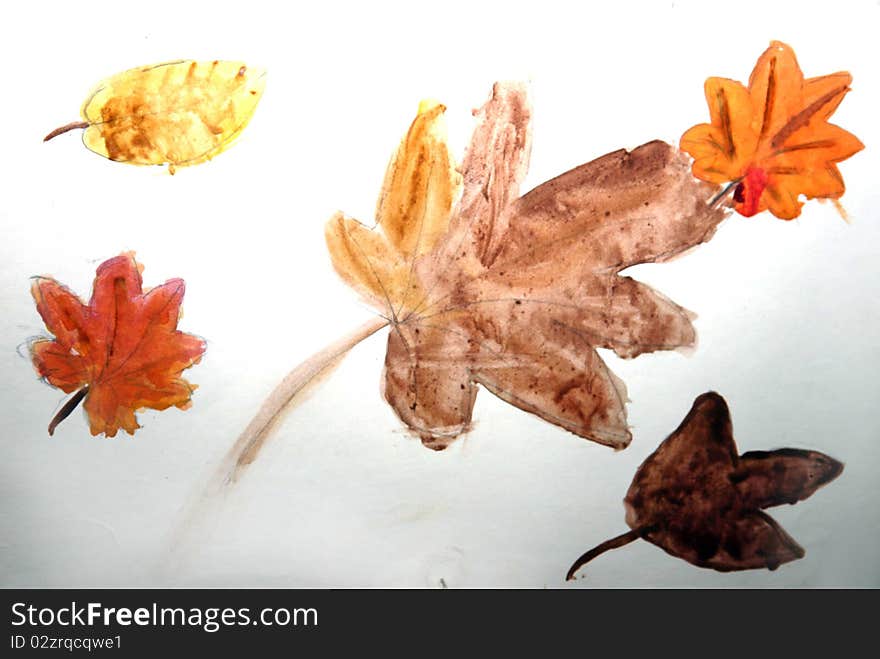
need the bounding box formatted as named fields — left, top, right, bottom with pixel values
left=566, top=392, right=844, bottom=579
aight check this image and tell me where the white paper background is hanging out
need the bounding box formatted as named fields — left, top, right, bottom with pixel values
left=1, top=0, right=877, bottom=587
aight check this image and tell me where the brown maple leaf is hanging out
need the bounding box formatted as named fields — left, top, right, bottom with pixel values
left=566, top=392, right=844, bottom=580
left=326, top=83, right=729, bottom=451
left=680, top=40, right=864, bottom=219
left=30, top=253, right=206, bottom=437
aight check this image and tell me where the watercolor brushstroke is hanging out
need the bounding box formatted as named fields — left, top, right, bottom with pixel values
left=566, top=392, right=843, bottom=580
left=218, top=317, right=388, bottom=486
left=44, top=60, right=266, bottom=173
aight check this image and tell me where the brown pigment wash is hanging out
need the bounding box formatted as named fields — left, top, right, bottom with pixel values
left=566, top=392, right=844, bottom=580
left=326, top=82, right=730, bottom=451
left=223, top=81, right=732, bottom=482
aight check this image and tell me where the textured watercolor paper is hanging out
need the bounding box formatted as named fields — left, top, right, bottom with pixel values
left=1, top=0, right=877, bottom=588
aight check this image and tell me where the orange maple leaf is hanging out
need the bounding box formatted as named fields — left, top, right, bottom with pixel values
left=680, top=41, right=864, bottom=219
left=30, top=253, right=206, bottom=437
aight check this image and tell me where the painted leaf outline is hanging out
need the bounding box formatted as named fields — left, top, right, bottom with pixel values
left=680, top=40, right=864, bottom=219
left=44, top=60, right=266, bottom=172
left=326, top=82, right=728, bottom=450
left=566, top=392, right=844, bottom=580
left=30, top=253, right=206, bottom=437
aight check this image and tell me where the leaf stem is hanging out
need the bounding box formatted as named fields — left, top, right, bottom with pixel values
left=565, top=527, right=651, bottom=581
left=43, top=121, right=89, bottom=142
left=709, top=179, right=740, bottom=208
left=216, top=316, right=389, bottom=486
left=48, top=386, right=89, bottom=436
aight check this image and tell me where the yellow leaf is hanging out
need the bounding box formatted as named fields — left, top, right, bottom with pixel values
left=324, top=212, right=414, bottom=311
left=45, top=60, right=266, bottom=171
left=375, top=100, right=460, bottom=258
left=325, top=100, right=461, bottom=318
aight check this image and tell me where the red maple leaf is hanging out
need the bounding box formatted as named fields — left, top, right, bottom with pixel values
left=30, top=253, right=206, bottom=437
